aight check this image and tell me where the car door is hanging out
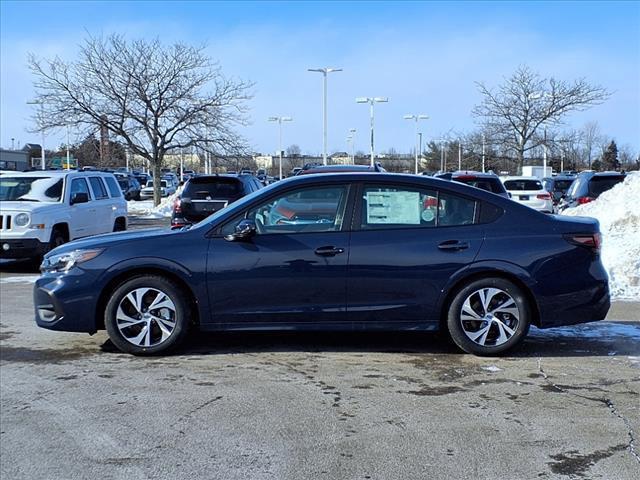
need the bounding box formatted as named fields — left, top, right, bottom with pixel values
left=67, top=177, right=94, bottom=239
left=206, top=183, right=353, bottom=326
left=87, top=176, right=113, bottom=235
left=347, top=182, right=484, bottom=325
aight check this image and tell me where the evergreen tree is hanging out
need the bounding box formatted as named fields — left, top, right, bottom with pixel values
left=601, top=140, right=620, bottom=171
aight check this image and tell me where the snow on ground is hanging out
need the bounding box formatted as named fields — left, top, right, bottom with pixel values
left=561, top=172, right=640, bottom=300
left=0, top=275, right=40, bottom=284
left=127, top=186, right=183, bottom=218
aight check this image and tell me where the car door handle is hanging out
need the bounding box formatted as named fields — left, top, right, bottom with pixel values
left=314, top=246, right=345, bottom=257
left=438, top=240, right=470, bottom=251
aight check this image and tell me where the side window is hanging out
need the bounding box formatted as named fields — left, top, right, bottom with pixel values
left=226, top=185, right=349, bottom=235
left=70, top=178, right=92, bottom=201
left=89, top=177, right=108, bottom=199
left=104, top=176, right=122, bottom=198
left=438, top=192, right=476, bottom=226
left=361, top=185, right=438, bottom=229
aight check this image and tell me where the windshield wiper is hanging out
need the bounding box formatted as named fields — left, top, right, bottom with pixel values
left=14, top=198, right=41, bottom=202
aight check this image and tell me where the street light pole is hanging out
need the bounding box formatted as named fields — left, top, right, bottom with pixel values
left=440, top=140, right=445, bottom=172
left=356, top=97, right=388, bottom=167
left=269, top=116, right=293, bottom=180
left=66, top=125, right=71, bottom=170
left=458, top=141, right=462, bottom=171
left=27, top=100, right=46, bottom=170
left=349, top=128, right=356, bottom=164
left=308, top=67, right=342, bottom=165
left=482, top=134, right=486, bottom=173
left=403, top=114, right=429, bottom=174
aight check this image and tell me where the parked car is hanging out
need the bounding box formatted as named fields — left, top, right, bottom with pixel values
left=558, top=171, right=626, bottom=211
left=171, top=174, right=262, bottom=227
left=115, top=174, right=141, bottom=201
left=542, top=175, right=576, bottom=208
left=133, top=173, right=150, bottom=188
left=35, top=173, right=609, bottom=356
left=436, top=171, right=509, bottom=198
left=501, top=176, right=553, bottom=213
left=297, top=164, right=386, bottom=175
left=1, top=171, right=127, bottom=262
left=256, top=168, right=268, bottom=184
left=139, top=179, right=177, bottom=200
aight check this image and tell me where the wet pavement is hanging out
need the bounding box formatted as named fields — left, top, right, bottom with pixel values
left=1, top=227, right=639, bottom=479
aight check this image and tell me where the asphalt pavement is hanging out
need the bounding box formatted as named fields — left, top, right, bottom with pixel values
left=1, top=219, right=639, bottom=479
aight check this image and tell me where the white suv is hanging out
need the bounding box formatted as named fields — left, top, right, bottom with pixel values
left=501, top=176, right=553, bottom=213
left=0, top=171, right=127, bottom=261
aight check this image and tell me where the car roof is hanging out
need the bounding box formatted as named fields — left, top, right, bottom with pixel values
left=449, top=170, right=500, bottom=178
left=1, top=170, right=114, bottom=178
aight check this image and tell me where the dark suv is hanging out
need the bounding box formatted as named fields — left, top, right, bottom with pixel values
left=171, top=174, right=263, bottom=227
left=542, top=175, right=576, bottom=207
left=436, top=171, right=509, bottom=198
left=559, top=171, right=626, bottom=210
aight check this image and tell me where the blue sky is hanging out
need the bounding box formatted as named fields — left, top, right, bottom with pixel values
left=1, top=0, right=639, bottom=156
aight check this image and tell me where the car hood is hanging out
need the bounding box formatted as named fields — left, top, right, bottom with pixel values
left=47, top=228, right=173, bottom=257
left=0, top=201, right=61, bottom=213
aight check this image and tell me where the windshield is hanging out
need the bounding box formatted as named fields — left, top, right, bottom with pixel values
left=454, top=177, right=505, bottom=194
left=146, top=180, right=167, bottom=188
left=503, top=179, right=543, bottom=191
left=0, top=176, right=64, bottom=202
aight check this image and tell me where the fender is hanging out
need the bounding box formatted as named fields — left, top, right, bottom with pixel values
left=434, top=260, right=539, bottom=321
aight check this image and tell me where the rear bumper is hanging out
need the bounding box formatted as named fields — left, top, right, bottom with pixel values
left=535, top=261, right=610, bottom=328
left=0, top=238, right=48, bottom=259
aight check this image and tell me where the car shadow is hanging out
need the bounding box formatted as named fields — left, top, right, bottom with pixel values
left=101, top=322, right=640, bottom=358
left=0, top=259, right=39, bottom=274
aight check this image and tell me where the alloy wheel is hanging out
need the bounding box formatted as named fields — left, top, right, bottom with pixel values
left=115, top=287, right=177, bottom=347
left=459, top=287, right=520, bottom=347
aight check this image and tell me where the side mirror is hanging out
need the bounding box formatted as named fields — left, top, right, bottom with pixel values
left=70, top=192, right=89, bottom=205
left=224, top=219, right=257, bottom=242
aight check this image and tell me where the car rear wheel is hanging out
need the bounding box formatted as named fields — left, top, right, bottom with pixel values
left=105, top=276, right=191, bottom=355
left=447, top=278, right=530, bottom=355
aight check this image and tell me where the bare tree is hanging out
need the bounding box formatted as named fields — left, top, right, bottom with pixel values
left=581, top=121, right=603, bottom=169
left=473, top=65, right=610, bottom=173
left=29, top=34, right=253, bottom=204
left=286, top=144, right=301, bottom=158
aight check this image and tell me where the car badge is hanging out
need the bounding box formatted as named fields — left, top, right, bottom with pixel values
left=206, top=196, right=212, bottom=200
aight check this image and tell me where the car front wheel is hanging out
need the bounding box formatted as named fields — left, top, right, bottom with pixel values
left=105, top=276, right=191, bottom=355
left=447, top=278, right=530, bottom=356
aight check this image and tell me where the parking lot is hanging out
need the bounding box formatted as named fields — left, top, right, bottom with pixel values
left=1, top=216, right=639, bottom=480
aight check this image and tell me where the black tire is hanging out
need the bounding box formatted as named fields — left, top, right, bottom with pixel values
left=446, top=277, right=530, bottom=356
left=104, top=275, right=191, bottom=355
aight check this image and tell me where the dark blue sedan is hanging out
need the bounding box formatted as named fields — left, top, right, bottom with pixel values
left=34, top=173, right=610, bottom=356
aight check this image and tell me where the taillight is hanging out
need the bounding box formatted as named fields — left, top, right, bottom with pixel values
left=577, top=196, right=594, bottom=205
left=173, top=198, right=182, bottom=213
left=536, top=193, right=551, bottom=200
left=565, top=233, right=602, bottom=252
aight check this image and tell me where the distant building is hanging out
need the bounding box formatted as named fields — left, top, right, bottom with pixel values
left=0, top=149, right=29, bottom=171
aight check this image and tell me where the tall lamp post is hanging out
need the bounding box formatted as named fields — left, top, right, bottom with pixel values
left=356, top=97, right=388, bottom=167
left=26, top=100, right=46, bottom=170
left=348, top=128, right=356, bottom=164
left=308, top=67, right=342, bottom=165
left=403, top=114, right=429, bottom=174
left=268, top=116, right=293, bottom=180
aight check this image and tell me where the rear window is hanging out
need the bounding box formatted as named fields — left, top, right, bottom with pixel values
left=453, top=177, right=506, bottom=194
left=552, top=180, right=574, bottom=192
left=503, top=179, right=543, bottom=191
left=588, top=176, right=625, bottom=197
left=105, top=176, right=122, bottom=197
left=89, top=177, right=108, bottom=199
left=183, top=178, right=242, bottom=199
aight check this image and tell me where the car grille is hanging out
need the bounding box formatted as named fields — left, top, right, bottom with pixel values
left=0, top=215, right=12, bottom=231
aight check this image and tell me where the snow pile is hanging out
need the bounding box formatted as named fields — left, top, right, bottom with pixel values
left=127, top=186, right=183, bottom=218
left=561, top=172, right=640, bottom=300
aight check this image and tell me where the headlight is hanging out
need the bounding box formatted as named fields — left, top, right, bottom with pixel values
left=14, top=213, right=30, bottom=227
left=41, top=248, right=104, bottom=273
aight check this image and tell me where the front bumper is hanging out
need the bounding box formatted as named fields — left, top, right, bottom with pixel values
left=0, top=238, right=48, bottom=259
left=34, top=269, right=100, bottom=333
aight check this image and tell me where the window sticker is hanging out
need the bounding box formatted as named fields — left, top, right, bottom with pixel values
left=366, top=190, right=420, bottom=224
